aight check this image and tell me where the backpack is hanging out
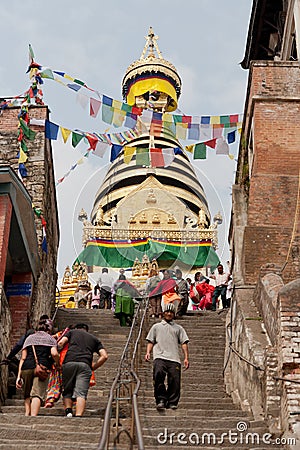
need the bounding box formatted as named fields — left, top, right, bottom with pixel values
left=148, top=276, right=161, bottom=292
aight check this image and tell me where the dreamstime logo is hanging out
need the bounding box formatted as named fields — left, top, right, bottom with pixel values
left=156, top=422, right=296, bottom=446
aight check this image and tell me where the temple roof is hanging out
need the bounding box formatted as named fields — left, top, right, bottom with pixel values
left=241, top=0, right=286, bottom=69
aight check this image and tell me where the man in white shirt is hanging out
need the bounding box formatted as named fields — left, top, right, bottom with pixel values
left=210, top=264, right=230, bottom=311
left=98, top=268, right=113, bottom=309
left=144, top=303, right=189, bottom=411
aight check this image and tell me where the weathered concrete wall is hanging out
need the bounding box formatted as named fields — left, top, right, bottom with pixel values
left=224, top=286, right=268, bottom=420
left=253, top=270, right=283, bottom=346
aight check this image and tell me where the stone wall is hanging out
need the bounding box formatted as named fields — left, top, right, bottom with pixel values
left=224, top=286, right=267, bottom=420
left=0, top=105, right=59, bottom=341
left=278, top=280, right=300, bottom=435
left=226, top=275, right=300, bottom=439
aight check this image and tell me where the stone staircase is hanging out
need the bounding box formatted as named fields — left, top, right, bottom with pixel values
left=0, top=308, right=286, bottom=449
left=0, top=308, right=129, bottom=449
left=136, top=311, right=285, bottom=450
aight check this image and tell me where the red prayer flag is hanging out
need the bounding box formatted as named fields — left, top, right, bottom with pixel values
left=86, top=134, right=98, bottom=151
left=131, top=106, right=142, bottom=116
left=90, top=98, right=101, bottom=118
left=150, top=148, right=164, bottom=167
left=182, top=115, right=192, bottom=124
left=230, top=114, right=239, bottom=123
left=150, top=119, right=162, bottom=136
left=205, top=138, right=217, bottom=149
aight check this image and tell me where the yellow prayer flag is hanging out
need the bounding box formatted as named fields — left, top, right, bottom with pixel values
left=64, top=74, right=73, bottom=81
left=113, top=110, right=126, bottom=127
left=185, top=145, right=195, bottom=153
left=112, top=99, right=122, bottom=110
left=210, top=116, right=220, bottom=125
left=228, top=154, right=235, bottom=160
left=175, top=122, right=188, bottom=140
left=18, top=148, right=28, bottom=164
left=77, top=158, right=85, bottom=165
left=124, top=146, right=136, bottom=164
left=60, top=127, right=72, bottom=143
left=162, top=113, right=173, bottom=123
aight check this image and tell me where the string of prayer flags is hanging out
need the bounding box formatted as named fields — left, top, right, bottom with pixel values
left=189, top=136, right=233, bottom=160
left=56, top=151, right=90, bottom=187
left=33, top=206, right=48, bottom=253
left=123, top=146, right=178, bottom=168
left=150, top=147, right=176, bottom=167
left=38, top=63, right=243, bottom=138
left=17, top=45, right=46, bottom=179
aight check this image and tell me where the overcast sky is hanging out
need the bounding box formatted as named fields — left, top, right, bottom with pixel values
left=1, top=0, right=252, bottom=281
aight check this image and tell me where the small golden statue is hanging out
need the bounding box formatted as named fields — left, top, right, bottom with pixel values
left=141, top=254, right=150, bottom=276
left=132, top=258, right=142, bottom=276
left=62, top=266, right=72, bottom=284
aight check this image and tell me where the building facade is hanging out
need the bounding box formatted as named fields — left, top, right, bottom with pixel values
left=228, top=0, right=300, bottom=439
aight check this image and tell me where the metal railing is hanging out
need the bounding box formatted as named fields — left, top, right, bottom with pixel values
left=98, top=297, right=149, bottom=450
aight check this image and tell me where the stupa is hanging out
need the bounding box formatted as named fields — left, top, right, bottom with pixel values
left=76, top=28, right=220, bottom=273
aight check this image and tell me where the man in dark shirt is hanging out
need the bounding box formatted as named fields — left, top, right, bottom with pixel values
left=58, top=323, right=108, bottom=417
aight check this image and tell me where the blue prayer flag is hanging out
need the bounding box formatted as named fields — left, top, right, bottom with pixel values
left=45, top=120, right=59, bottom=140
left=102, top=95, right=113, bottom=106
left=227, top=130, right=236, bottom=144
left=188, top=124, right=200, bottom=140
left=67, top=83, right=81, bottom=92
left=201, top=116, right=210, bottom=124
left=110, top=144, right=123, bottom=162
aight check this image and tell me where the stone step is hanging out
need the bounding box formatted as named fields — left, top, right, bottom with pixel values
left=0, top=307, right=279, bottom=450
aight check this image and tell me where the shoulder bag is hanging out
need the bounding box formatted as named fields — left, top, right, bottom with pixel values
left=32, top=345, right=50, bottom=381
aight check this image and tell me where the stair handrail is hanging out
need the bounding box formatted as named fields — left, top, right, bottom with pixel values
left=98, top=296, right=148, bottom=450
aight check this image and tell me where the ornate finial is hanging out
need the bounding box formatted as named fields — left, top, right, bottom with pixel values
left=140, top=27, right=163, bottom=60
left=213, top=211, right=223, bottom=226
left=122, top=27, right=181, bottom=111
left=78, top=208, right=88, bottom=222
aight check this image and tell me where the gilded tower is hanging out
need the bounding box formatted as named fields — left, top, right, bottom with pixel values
left=77, top=28, right=220, bottom=272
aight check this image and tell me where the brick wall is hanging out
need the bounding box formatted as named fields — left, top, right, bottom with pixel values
left=233, top=62, right=300, bottom=285
left=278, top=280, right=300, bottom=434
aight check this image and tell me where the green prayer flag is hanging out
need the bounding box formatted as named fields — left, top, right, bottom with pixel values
left=33, top=207, right=42, bottom=217
left=102, top=105, right=114, bottom=125
left=172, top=115, right=182, bottom=124
left=72, top=132, right=84, bottom=148
left=40, top=68, right=54, bottom=80
left=20, top=140, right=28, bottom=152
left=193, top=143, right=207, bottom=159
left=220, top=115, right=230, bottom=125
left=136, top=147, right=150, bottom=166
left=19, top=119, right=36, bottom=141
left=74, top=79, right=85, bottom=86
left=121, top=103, right=132, bottom=113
